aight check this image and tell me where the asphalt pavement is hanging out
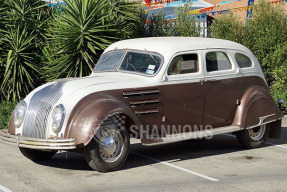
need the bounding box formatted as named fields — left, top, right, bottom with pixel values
left=0, top=117, right=287, bottom=192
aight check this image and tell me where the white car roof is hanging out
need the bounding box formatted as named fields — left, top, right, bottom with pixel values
left=104, top=37, right=253, bottom=57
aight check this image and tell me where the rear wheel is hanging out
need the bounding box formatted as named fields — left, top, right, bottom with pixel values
left=19, top=148, right=57, bottom=161
left=236, top=124, right=270, bottom=149
left=84, top=118, right=130, bottom=172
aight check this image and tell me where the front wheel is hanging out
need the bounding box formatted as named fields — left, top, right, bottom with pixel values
left=84, top=124, right=130, bottom=173
left=19, top=148, right=57, bottom=161
left=236, top=124, right=270, bottom=149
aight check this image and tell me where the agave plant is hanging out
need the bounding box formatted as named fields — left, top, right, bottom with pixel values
left=0, top=0, right=7, bottom=57
left=45, top=0, right=138, bottom=80
left=0, top=0, right=52, bottom=101
left=6, top=0, right=45, bottom=29
left=104, top=0, right=139, bottom=39
left=1, top=28, right=41, bottom=102
left=0, top=0, right=7, bottom=30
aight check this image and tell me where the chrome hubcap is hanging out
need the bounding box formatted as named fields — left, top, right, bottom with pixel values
left=248, top=125, right=266, bottom=141
left=98, top=129, right=124, bottom=163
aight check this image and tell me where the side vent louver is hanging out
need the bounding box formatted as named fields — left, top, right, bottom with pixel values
left=135, top=109, right=159, bottom=115
left=123, top=89, right=160, bottom=116
left=130, top=99, right=159, bottom=107
left=123, top=89, right=159, bottom=98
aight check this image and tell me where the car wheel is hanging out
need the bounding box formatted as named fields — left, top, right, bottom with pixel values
left=236, top=124, right=270, bottom=149
left=19, top=148, right=57, bottom=161
left=84, top=123, right=130, bottom=173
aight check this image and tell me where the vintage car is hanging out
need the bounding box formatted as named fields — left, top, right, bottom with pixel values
left=0, top=37, right=283, bottom=172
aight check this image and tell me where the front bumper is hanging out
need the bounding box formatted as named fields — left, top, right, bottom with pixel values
left=0, top=130, right=77, bottom=150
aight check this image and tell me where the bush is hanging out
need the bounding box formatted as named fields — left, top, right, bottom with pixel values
left=0, top=101, right=15, bottom=129
left=132, top=3, right=202, bottom=37
left=270, top=89, right=287, bottom=108
left=210, top=13, right=245, bottom=44
left=269, top=43, right=287, bottom=91
left=210, top=0, right=287, bottom=88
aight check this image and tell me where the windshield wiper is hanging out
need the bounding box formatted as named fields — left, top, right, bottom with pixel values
left=145, top=49, right=158, bottom=64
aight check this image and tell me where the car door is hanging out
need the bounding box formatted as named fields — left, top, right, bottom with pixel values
left=203, top=49, right=239, bottom=128
left=163, top=51, right=205, bottom=132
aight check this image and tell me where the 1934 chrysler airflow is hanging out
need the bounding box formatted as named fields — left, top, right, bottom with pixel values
left=0, top=37, right=283, bottom=172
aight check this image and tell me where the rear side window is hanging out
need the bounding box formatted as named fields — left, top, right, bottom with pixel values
left=235, top=53, right=253, bottom=68
left=206, top=52, right=232, bottom=72
left=168, top=54, right=198, bottom=75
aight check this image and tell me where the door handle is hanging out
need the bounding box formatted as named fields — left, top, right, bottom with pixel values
left=200, top=79, right=205, bottom=85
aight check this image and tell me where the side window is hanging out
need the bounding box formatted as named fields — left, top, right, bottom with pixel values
left=206, top=52, right=232, bottom=72
left=168, top=54, right=198, bottom=75
left=235, top=53, right=253, bottom=68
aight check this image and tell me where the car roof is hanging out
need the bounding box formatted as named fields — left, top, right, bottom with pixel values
left=104, top=37, right=253, bottom=57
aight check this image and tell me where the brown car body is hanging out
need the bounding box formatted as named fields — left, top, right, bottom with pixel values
left=2, top=37, right=283, bottom=154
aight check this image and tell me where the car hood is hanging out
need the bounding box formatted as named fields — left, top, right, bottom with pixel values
left=25, top=72, right=157, bottom=104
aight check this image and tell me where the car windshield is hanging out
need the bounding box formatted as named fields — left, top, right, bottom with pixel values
left=94, top=50, right=163, bottom=76
left=94, top=50, right=125, bottom=72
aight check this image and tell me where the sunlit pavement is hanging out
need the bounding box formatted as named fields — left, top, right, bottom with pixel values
left=0, top=116, right=287, bottom=192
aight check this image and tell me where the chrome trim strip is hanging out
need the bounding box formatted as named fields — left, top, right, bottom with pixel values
left=123, top=89, right=159, bottom=97
left=0, top=130, right=77, bottom=150
left=143, top=126, right=243, bottom=146
left=246, top=114, right=276, bottom=130
left=23, top=82, right=66, bottom=138
left=258, top=114, right=275, bottom=125
left=130, top=99, right=159, bottom=106
left=135, top=109, right=159, bottom=115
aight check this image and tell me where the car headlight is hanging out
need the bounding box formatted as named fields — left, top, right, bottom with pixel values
left=51, top=104, right=65, bottom=134
left=14, top=101, right=27, bottom=128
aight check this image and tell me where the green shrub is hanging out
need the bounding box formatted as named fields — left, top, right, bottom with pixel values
left=132, top=3, right=202, bottom=38
left=0, top=101, right=16, bottom=129
left=270, top=89, right=287, bottom=107
left=210, top=0, right=287, bottom=88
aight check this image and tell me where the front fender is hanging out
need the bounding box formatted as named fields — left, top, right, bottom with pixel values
left=65, top=93, right=140, bottom=147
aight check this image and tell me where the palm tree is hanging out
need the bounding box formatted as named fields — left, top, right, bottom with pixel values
left=0, top=0, right=8, bottom=100
left=1, top=0, right=51, bottom=101
left=1, top=28, right=40, bottom=101
left=45, top=0, right=138, bottom=80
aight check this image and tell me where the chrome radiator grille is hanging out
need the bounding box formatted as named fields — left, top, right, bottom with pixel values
left=22, top=82, right=66, bottom=138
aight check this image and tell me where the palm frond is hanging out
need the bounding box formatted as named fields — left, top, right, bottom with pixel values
left=1, top=28, right=41, bottom=101
left=45, top=0, right=138, bottom=80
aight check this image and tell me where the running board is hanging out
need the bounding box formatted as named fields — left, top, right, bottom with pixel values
left=142, top=125, right=243, bottom=146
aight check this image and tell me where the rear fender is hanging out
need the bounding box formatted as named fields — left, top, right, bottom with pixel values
left=233, top=86, right=283, bottom=132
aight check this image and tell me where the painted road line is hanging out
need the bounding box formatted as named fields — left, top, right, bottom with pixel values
left=132, top=152, right=219, bottom=182
left=265, top=142, right=287, bottom=149
left=0, top=184, right=12, bottom=192
left=223, top=134, right=287, bottom=149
